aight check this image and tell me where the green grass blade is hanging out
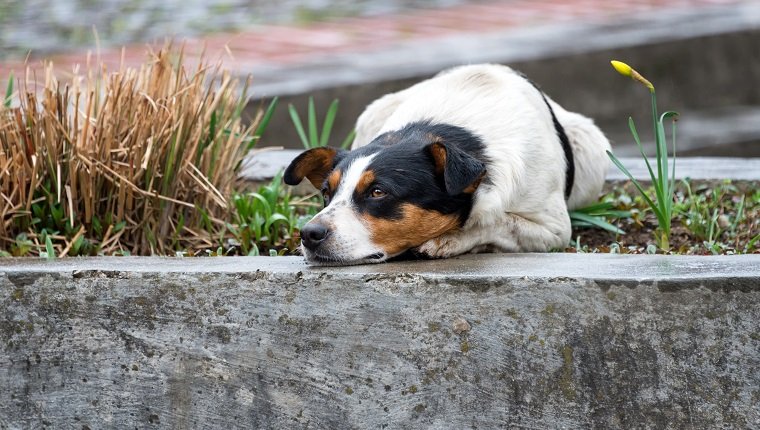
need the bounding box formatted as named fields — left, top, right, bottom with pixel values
left=307, top=97, right=318, bottom=148
left=4, top=71, right=13, bottom=108
left=607, top=150, right=662, bottom=221
left=253, top=96, right=279, bottom=140
left=569, top=211, right=625, bottom=234
left=666, top=113, right=679, bottom=220
left=731, top=195, right=745, bottom=232
left=573, top=201, right=615, bottom=213
left=320, top=99, right=339, bottom=147
left=288, top=104, right=310, bottom=149
left=45, top=235, right=56, bottom=259
left=629, top=117, right=657, bottom=185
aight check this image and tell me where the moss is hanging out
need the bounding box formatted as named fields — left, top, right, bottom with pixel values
left=749, top=332, right=760, bottom=341
left=606, top=292, right=617, bottom=301
left=285, top=290, right=296, bottom=304
left=428, top=322, right=440, bottom=333
left=460, top=341, right=470, bottom=353
left=344, top=386, right=353, bottom=395
left=528, top=334, right=538, bottom=342
left=505, top=308, right=520, bottom=319
left=408, top=385, right=418, bottom=394
left=211, top=326, right=232, bottom=344
left=542, top=304, right=556, bottom=316
left=413, top=404, right=426, bottom=413
left=559, top=344, right=576, bottom=401
left=11, top=287, right=23, bottom=301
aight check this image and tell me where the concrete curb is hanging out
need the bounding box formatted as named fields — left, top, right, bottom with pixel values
left=2, top=254, right=760, bottom=428
left=241, top=152, right=760, bottom=183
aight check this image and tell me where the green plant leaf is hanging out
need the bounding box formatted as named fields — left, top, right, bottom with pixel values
left=320, top=99, right=339, bottom=147
left=4, top=71, right=13, bottom=108
left=607, top=150, right=662, bottom=221
left=253, top=96, right=278, bottom=140
left=628, top=117, right=657, bottom=186
left=569, top=211, right=625, bottom=235
left=288, top=104, right=310, bottom=149
left=307, top=97, right=318, bottom=148
left=45, top=235, right=56, bottom=259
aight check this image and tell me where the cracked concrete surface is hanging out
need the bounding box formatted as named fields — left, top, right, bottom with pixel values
left=1, top=254, right=759, bottom=428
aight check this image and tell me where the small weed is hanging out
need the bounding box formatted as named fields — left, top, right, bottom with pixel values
left=571, top=180, right=759, bottom=255
left=229, top=172, right=320, bottom=256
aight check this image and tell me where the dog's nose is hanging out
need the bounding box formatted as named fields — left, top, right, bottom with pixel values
left=301, top=223, right=330, bottom=250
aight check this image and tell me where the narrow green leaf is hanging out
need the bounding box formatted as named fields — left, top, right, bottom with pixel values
left=288, top=104, right=310, bottom=149
left=320, top=99, right=339, bottom=147
left=45, top=235, right=56, bottom=259
left=574, top=201, right=615, bottom=213
left=253, top=97, right=278, bottom=139
left=607, top=150, right=662, bottom=221
left=629, top=117, right=658, bottom=188
left=4, top=71, right=13, bottom=108
left=569, top=211, right=625, bottom=234
left=307, top=97, right=318, bottom=148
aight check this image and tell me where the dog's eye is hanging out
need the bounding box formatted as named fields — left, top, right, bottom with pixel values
left=321, top=189, right=331, bottom=205
left=369, top=187, right=387, bottom=198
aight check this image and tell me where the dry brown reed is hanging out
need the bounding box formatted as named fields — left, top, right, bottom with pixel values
left=0, top=46, right=260, bottom=256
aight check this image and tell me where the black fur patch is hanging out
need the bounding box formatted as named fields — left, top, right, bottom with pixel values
left=332, top=121, right=488, bottom=224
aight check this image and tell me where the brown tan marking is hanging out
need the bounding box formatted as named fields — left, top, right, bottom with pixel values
left=355, top=170, right=376, bottom=195
left=462, top=170, right=487, bottom=194
left=327, top=170, right=342, bottom=192
left=290, top=147, right=337, bottom=188
left=365, top=203, right=461, bottom=255
left=429, top=140, right=447, bottom=176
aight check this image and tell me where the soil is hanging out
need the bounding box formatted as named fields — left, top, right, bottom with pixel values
left=567, top=180, right=760, bottom=255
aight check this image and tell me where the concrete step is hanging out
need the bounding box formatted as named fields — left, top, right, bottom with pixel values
left=1, top=254, right=759, bottom=428
left=240, top=151, right=760, bottom=184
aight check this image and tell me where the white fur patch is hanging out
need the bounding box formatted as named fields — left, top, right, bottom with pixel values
left=302, top=154, right=387, bottom=265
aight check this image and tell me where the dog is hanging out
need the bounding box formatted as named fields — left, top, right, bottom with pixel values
left=284, top=64, right=610, bottom=265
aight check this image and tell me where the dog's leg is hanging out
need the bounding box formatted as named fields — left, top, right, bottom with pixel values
left=415, top=210, right=571, bottom=257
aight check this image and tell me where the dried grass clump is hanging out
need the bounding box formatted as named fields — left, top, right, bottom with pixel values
left=1, top=47, right=259, bottom=256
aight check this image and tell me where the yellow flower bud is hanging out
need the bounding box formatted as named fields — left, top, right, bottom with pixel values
left=610, top=60, right=655, bottom=93
left=610, top=60, right=632, bottom=77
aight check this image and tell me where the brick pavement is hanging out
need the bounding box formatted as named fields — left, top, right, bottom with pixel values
left=0, top=0, right=752, bottom=85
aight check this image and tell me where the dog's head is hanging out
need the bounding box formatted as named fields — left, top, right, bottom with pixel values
left=284, top=122, right=487, bottom=265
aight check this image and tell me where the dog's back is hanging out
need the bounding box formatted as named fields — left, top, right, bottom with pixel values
left=353, top=64, right=610, bottom=211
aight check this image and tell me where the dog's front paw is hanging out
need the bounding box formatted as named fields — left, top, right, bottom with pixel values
left=414, top=236, right=462, bottom=259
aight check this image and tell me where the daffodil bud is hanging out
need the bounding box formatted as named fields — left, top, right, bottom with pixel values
left=610, top=60, right=655, bottom=93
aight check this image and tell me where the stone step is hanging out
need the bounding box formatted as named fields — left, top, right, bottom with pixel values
left=1, top=254, right=759, bottom=428
left=240, top=151, right=760, bottom=184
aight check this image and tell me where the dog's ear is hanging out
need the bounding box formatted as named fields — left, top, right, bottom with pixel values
left=427, top=141, right=486, bottom=195
left=284, top=147, right=346, bottom=188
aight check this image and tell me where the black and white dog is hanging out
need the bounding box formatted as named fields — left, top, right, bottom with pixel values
left=284, top=64, right=610, bottom=265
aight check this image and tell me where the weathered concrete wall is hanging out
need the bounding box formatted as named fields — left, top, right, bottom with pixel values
left=1, top=255, right=760, bottom=429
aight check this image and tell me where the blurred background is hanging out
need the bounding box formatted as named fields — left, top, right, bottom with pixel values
left=2, top=0, right=759, bottom=160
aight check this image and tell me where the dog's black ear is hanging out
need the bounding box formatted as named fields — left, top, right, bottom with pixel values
left=284, top=147, right=346, bottom=188
left=427, top=141, right=486, bottom=195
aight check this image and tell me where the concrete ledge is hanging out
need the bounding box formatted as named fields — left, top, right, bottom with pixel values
left=2, top=254, right=759, bottom=428
left=241, top=152, right=760, bottom=183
